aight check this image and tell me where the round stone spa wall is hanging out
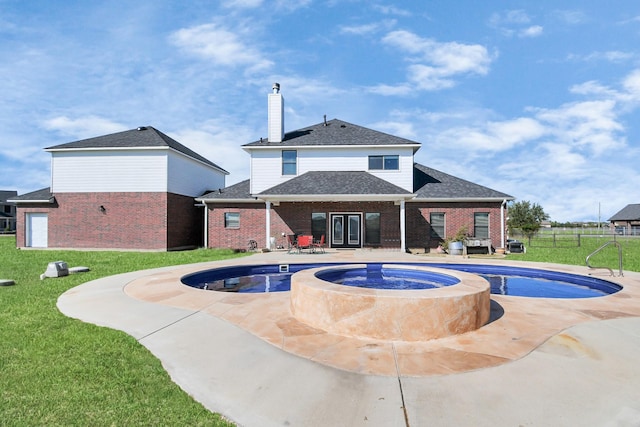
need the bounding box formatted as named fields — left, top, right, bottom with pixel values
left=290, top=265, right=491, bottom=341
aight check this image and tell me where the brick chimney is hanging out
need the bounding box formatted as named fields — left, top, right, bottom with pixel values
left=268, top=83, right=284, bottom=143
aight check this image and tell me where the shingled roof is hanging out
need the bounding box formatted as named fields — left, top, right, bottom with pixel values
left=199, top=180, right=251, bottom=201
left=413, top=163, right=513, bottom=200
left=609, top=204, right=640, bottom=221
left=258, top=171, right=413, bottom=197
left=46, top=126, right=228, bottom=173
left=243, top=119, right=421, bottom=149
left=9, top=187, right=54, bottom=203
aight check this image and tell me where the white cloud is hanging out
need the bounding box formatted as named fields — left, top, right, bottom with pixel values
left=490, top=10, right=531, bottom=26
left=370, top=120, right=416, bottom=139
left=622, top=69, right=640, bottom=98
left=373, top=5, right=412, bottom=17
left=340, top=20, right=396, bottom=36
left=533, top=100, right=625, bottom=155
left=553, top=10, right=587, bottom=25
left=42, top=116, right=128, bottom=140
left=489, top=10, right=542, bottom=37
left=379, top=30, right=492, bottom=93
left=367, top=84, right=413, bottom=96
left=520, top=25, right=543, bottom=37
left=568, top=50, right=634, bottom=63
left=169, top=22, right=273, bottom=72
left=222, top=0, right=263, bottom=8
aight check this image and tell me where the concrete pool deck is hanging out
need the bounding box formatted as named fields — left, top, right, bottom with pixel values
left=58, top=250, right=640, bottom=426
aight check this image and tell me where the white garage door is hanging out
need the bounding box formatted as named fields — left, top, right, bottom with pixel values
left=26, top=213, right=48, bottom=247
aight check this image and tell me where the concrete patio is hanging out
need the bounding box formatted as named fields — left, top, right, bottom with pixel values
left=57, top=250, right=640, bottom=426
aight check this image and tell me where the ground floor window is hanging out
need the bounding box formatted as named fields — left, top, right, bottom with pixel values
left=365, top=212, right=381, bottom=245
left=430, top=212, right=445, bottom=240
left=224, top=212, right=239, bottom=228
left=474, top=212, right=489, bottom=238
left=311, top=212, right=326, bottom=240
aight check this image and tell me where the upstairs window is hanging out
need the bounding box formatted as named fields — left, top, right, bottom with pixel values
left=282, top=150, right=297, bottom=175
left=368, top=155, right=399, bottom=170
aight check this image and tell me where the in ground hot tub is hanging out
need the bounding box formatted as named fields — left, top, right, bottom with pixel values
left=290, top=264, right=491, bottom=341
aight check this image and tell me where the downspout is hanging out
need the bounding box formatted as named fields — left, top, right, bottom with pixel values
left=500, top=199, right=507, bottom=249
left=400, top=199, right=406, bottom=252
left=265, top=201, right=271, bottom=250
left=203, top=202, right=209, bottom=248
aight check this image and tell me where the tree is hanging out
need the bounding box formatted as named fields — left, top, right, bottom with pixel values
left=507, top=200, right=549, bottom=241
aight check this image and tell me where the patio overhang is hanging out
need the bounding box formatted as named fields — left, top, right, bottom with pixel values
left=256, top=193, right=416, bottom=203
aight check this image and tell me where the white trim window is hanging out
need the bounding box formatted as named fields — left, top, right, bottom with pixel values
left=282, top=150, right=297, bottom=175
left=224, top=212, right=240, bottom=229
left=368, top=155, right=399, bottom=170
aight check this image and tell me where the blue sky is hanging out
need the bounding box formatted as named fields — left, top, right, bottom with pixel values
left=2, top=0, right=639, bottom=222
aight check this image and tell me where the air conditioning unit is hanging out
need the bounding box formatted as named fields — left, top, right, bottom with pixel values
left=42, top=261, right=69, bottom=279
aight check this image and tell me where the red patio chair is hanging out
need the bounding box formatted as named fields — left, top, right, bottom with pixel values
left=297, top=235, right=312, bottom=253
left=312, top=234, right=325, bottom=253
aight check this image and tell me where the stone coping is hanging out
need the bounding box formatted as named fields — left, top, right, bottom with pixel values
left=290, top=264, right=490, bottom=341
left=122, top=252, right=640, bottom=377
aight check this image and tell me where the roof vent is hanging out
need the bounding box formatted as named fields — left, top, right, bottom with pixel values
left=323, top=115, right=327, bottom=126
left=137, top=126, right=148, bottom=131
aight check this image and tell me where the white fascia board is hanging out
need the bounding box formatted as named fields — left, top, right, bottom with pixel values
left=197, top=198, right=258, bottom=203
left=243, top=143, right=421, bottom=152
left=409, top=197, right=515, bottom=203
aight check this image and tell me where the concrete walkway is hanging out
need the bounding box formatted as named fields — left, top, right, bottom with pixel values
left=57, top=251, right=640, bottom=426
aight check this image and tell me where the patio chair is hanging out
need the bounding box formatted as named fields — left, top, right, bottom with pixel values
left=312, top=234, right=325, bottom=253
left=286, top=235, right=298, bottom=253
left=297, top=235, right=313, bottom=253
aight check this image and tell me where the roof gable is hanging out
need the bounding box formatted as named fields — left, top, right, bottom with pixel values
left=243, top=119, right=421, bottom=149
left=45, top=126, right=228, bottom=173
left=609, top=204, right=640, bottom=221
left=413, top=163, right=513, bottom=200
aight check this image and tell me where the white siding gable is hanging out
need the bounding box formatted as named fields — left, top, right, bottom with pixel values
left=52, top=149, right=226, bottom=196
left=168, top=150, right=226, bottom=196
left=249, top=146, right=415, bottom=194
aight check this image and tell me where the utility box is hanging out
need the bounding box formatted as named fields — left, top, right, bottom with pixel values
left=43, top=261, right=69, bottom=278
left=507, top=241, right=525, bottom=253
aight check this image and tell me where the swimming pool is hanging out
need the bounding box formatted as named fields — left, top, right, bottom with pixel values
left=180, top=262, right=622, bottom=298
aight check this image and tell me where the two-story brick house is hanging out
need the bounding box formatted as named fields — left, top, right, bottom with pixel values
left=199, top=84, right=513, bottom=252
left=11, top=127, right=228, bottom=250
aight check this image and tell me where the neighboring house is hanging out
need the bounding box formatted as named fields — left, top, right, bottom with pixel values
left=609, top=204, right=640, bottom=236
left=11, top=127, right=228, bottom=250
left=198, top=85, right=514, bottom=252
left=0, top=190, right=17, bottom=233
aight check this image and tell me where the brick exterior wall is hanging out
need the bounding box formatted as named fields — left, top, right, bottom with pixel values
left=208, top=201, right=400, bottom=250
left=207, top=200, right=506, bottom=251
left=406, top=202, right=506, bottom=250
left=15, top=192, right=203, bottom=250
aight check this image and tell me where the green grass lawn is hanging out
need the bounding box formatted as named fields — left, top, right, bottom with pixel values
left=0, top=236, right=248, bottom=426
left=505, top=235, right=640, bottom=272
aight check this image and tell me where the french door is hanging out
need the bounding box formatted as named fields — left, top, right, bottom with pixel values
left=330, top=213, right=361, bottom=249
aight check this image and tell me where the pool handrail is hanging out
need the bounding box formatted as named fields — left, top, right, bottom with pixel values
left=586, top=240, right=623, bottom=277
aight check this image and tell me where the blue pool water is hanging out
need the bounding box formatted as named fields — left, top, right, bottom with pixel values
left=315, top=265, right=460, bottom=290
left=180, top=262, right=622, bottom=298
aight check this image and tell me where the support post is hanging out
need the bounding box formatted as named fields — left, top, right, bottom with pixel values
left=265, top=201, right=271, bottom=250
left=400, top=200, right=406, bottom=252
